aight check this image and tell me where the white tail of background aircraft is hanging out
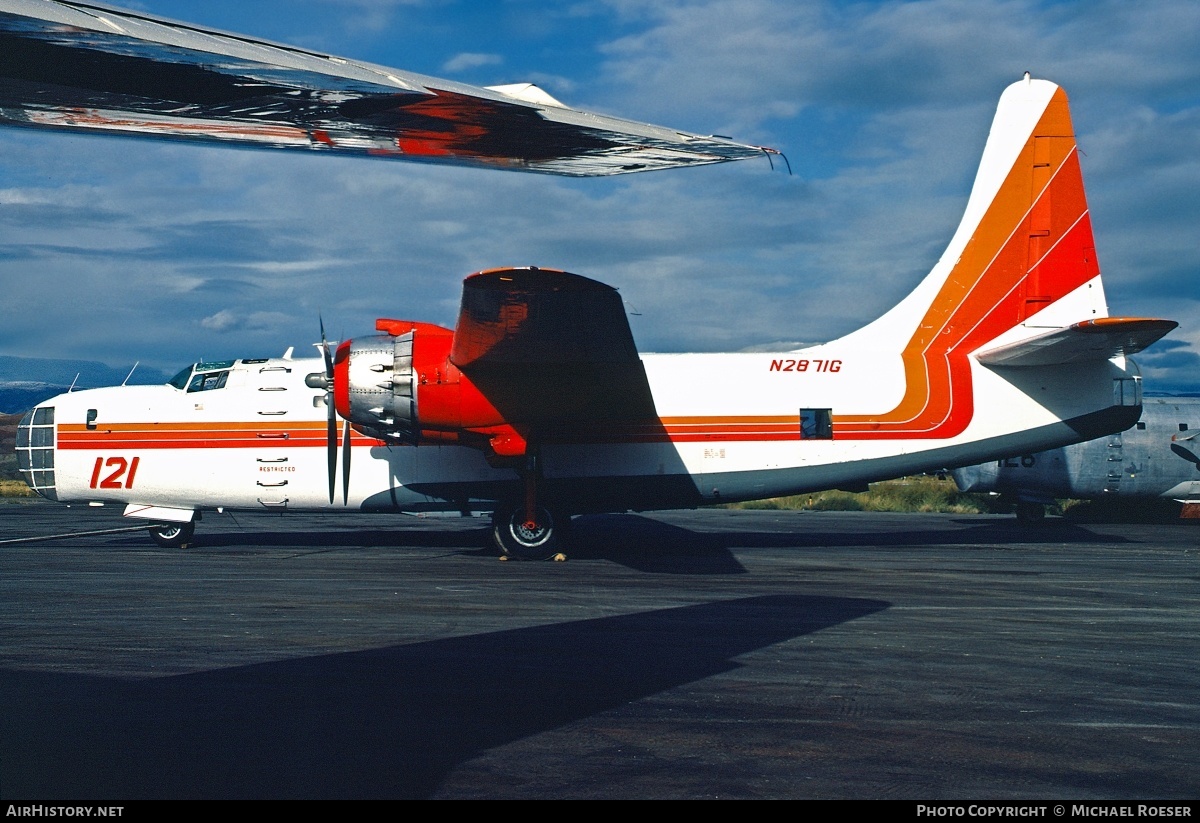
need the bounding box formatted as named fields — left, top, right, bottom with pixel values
left=16, top=76, right=1175, bottom=558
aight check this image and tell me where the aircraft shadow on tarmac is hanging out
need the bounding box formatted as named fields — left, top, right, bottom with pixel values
left=153, top=512, right=1132, bottom=576
left=168, top=515, right=749, bottom=574
left=565, top=513, right=1132, bottom=559
left=0, top=593, right=888, bottom=800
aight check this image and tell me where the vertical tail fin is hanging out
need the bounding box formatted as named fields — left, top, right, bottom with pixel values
left=836, top=76, right=1111, bottom=439
left=945, top=75, right=1107, bottom=335
left=858, top=75, right=1108, bottom=348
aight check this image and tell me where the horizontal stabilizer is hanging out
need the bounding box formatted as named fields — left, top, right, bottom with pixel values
left=975, top=318, right=1177, bottom=368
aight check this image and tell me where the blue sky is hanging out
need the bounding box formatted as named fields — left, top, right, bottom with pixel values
left=1, top=0, right=1199, bottom=389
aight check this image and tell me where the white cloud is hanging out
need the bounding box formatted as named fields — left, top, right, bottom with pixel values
left=317, top=0, right=428, bottom=36
left=441, top=52, right=504, bottom=73
left=200, top=310, right=239, bottom=332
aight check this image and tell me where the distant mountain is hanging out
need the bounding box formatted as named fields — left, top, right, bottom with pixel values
left=0, top=383, right=70, bottom=415
left=0, top=355, right=172, bottom=387
left=0, top=356, right=173, bottom=414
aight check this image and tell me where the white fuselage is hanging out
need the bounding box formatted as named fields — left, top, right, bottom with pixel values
left=25, top=337, right=1140, bottom=520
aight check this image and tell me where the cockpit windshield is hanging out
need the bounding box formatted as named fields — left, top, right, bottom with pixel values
left=167, top=360, right=236, bottom=392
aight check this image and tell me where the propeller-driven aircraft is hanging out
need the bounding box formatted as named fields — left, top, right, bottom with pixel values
left=953, top=396, right=1200, bottom=522
left=5, top=3, right=1178, bottom=557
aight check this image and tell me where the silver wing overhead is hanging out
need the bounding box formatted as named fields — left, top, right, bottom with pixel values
left=0, top=0, right=773, bottom=176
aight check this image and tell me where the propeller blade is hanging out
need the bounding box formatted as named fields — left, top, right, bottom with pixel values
left=319, top=315, right=334, bottom=378
left=319, top=315, right=337, bottom=505
left=327, top=394, right=338, bottom=505
left=342, top=418, right=352, bottom=505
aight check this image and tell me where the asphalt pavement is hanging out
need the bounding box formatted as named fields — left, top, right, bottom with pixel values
left=1, top=499, right=1196, bottom=799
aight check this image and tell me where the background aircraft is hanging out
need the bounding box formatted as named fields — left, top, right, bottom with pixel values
left=952, top=395, right=1200, bottom=521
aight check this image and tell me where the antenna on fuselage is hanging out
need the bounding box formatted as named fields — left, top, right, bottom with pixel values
left=67, top=373, right=79, bottom=393
left=122, top=362, right=139, bottom=386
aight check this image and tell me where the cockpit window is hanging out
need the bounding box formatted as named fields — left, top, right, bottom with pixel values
left=187, top=370, right=230, bottom=393
left=169, top=360, right=236, bottom=391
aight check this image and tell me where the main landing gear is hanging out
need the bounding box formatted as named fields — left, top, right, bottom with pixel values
left=490, top=454, right=568, bottom=560
left=487, top=451, right=566, bottom=561
left=148, top=520, right=196, bottom=548
left=491, top=504, right=565, bottom=560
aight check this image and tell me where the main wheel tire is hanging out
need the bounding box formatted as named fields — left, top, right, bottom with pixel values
left=149, top=521, right=195, bottom=548
left=491, top=506, right=562, bottom=560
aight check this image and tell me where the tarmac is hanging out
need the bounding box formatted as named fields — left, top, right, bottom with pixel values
left=0, top=498, right=1197, bottom=799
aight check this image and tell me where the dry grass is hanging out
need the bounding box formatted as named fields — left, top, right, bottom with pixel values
left=728, top=475, right=998, bottom=514
left=0, top=479, right=33, bottom=497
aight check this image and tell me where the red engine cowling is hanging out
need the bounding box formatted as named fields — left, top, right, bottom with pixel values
left=331, top=320, right=524, bottom=456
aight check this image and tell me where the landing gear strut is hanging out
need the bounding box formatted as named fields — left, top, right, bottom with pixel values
left=148, top=520, right=195, bottom=548
left=488, top=448, right=568, bottom=560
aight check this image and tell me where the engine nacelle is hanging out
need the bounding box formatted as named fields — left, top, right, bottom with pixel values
left=332, top=331, right=419, bottom=441
left=331, top=320, right=513, bottom=448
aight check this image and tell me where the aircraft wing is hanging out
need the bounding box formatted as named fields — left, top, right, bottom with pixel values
left=0, top=0, right=770, bottom=176
left=449, top=268, right=659, bottom=429
left=974, top=318, right=1177, bottom=368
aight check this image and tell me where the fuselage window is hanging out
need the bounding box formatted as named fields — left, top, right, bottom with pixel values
left=800, top=408, right=834, bottom=440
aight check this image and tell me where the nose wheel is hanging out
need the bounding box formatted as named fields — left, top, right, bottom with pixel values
left=491, top=505, right=564, bottom=560
left=148, top=521, right=195, bottom=548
